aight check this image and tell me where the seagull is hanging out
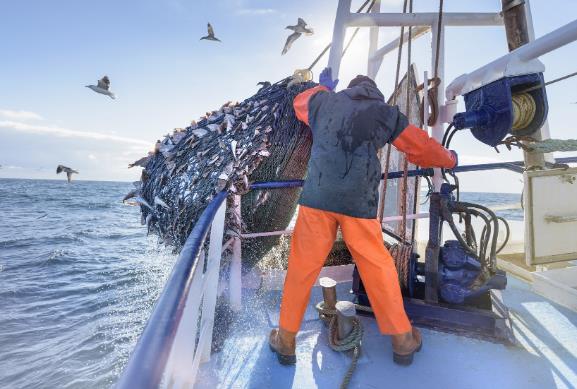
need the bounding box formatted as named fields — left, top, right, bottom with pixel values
left=201, top=23, right=221, bottom=42
left=86, top=76, right=116, bottom=99
left=282, top=18, right=314, bottom=55
left=56, top=165, right=78, bottom=183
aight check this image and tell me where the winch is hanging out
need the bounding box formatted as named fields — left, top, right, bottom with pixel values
left=452, top=73, right=548, bottom=146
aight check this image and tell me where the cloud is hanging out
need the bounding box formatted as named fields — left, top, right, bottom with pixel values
left=0, top=109, right=43, bottom=121
left=88, top=154, right=97, bottom=160
left=0, top=120, right=151, bottom=147
left=236, top=8, right=277, bottom=15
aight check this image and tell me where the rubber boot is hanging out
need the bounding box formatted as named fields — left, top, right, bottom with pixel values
left=269, top=328, right=297, bottom=365
left=391, top=327, right=422, bottom=366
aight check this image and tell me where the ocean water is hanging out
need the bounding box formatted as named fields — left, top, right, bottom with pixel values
left=0, top=178, right=523, bottom=388
left=0, top=179, right=177, bottom=389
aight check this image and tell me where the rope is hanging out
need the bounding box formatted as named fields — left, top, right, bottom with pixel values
left=527, top=138, right=577, bottom=153
left=399, top=0, right=413, bottom=242
left=498, top=135, right=577, bottom=153
left=424, top=0, right=445, bottom=127
left=511, top=93, right=536, bottom=131
left=519, top=70, right=577, bottom=94
left=328, top=316, right=363, bottom=389
left=315, top=302, right=364, bottom=389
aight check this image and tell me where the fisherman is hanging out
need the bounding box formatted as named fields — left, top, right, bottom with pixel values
left=269, top=68, right=458, bottom=366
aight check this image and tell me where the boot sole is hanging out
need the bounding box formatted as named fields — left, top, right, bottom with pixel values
left=393, top=340, right=422, bottom=366
left=269, top=344, right=296, bottom=365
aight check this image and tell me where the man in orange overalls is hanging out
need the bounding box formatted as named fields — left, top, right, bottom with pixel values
left=269, top=68, right=457, bottom=366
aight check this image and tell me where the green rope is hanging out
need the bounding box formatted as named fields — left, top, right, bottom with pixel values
left=526, top=138, right=577, bottom=153
left=315, top=302, right=364, bottom=389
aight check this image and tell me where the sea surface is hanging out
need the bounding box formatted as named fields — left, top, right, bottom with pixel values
left=0, top=178, right=523, bottom=388
left=0, top=179, right=177, bottom=389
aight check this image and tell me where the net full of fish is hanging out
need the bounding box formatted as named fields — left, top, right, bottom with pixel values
left=125, top=78, right=316, bottom=262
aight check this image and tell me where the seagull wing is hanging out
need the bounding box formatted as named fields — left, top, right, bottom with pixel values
left=282, top=32, right=301, bottom=55
left=97, top=76, right=110, bottom=90
left=208, top=23, right=215, bottom=37
left=66, top=171, right=72, bottom=183
left=56, top=165, right=64, bottom=174
left=297, top=18, right=307, bottom=27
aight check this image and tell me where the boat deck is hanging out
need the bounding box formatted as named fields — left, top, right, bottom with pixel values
left=196, top=276, right=577, bottom=388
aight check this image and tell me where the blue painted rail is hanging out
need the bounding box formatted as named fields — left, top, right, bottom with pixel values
left=117, top=155, right=577, bottom=388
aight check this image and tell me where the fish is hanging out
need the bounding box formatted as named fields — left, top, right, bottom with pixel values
left=192, top=128, right=208, bottom=138
left=131, top=196, right=154, bottom=211
left=123, top=189, right=139, bottom=202
left=231, top=140, right=238, bottom=160
left=154, top=196, right=169, bottom=209
left=129, top=155, right=151, bottom=168
left=255, top=191, right=270, bottom=208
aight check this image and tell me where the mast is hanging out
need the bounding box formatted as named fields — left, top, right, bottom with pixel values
left=501, top=0, right=554, bottom=168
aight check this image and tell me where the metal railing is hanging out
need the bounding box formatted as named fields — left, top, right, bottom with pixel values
left=116, top=157, right=577, bottom=388
left=117, top=191, right=227, bottom=389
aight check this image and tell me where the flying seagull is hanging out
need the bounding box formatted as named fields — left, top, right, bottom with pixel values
left=56, top=165, right=78, bottom=183
left=282, top=18, right=314, bottom=55
left=86, top=76, right=116, bottom=99
left=201, top=23, right=221, bottom=42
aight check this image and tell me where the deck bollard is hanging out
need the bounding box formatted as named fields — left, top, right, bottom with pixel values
left=335, top=301, right=356, bottom=340
left=319, top=277, right=337, bottom=311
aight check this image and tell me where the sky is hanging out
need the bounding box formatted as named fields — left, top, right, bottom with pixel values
left=1, top=0, right=576, bottom=193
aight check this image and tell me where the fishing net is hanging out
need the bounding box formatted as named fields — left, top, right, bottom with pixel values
left=128, top=78, right=315, bottom=263
left=382, top=65, right=423, bottom=239
left=129, top=69, right=422, bottom=269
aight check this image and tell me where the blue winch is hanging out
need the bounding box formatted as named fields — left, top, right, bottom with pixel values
left=452, top=73, right=548, bottom=146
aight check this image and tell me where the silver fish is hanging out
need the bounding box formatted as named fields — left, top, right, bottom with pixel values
left=154, top=196, right=169, bottom=209
left=192, top=128, right=208, bottom=138
left=132, top=196, right=154, bottom=211
left=123, top=189, right=139, bottom=202
left=231, top=140, right=238, bottom=160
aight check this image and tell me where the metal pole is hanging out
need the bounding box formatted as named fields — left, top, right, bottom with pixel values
left=347, top=12, right=502, bottom=27
left=431, top=22, right=445, bottom=191
left=328, top=0, right=352, bottom=79
left=335, top=301, right=356, bottom=340
left=367, top=0, right=381, bottom=79
left=199, top=201, right=227, bottom=362
left=320, top=277, right=338, bottom=311
left=502, top=0, right=556, bottom=167
left=230, top=195, right=242, bottom=311
left=369, top=25, right=430, bottom=64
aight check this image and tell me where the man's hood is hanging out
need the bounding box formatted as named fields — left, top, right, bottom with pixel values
left=341, top=81, right=385, bottom=101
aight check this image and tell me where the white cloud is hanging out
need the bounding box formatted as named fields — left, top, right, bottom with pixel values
left=0, top=120, right=152, bottom=147
left=236, top=8, right=277, bottom=15
left=0, top=109, right=43, bottom=121
left=88, top=154, right=97, bottom=160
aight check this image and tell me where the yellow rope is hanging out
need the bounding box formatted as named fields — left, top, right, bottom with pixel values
left=511, top=93, right=536, bottom=131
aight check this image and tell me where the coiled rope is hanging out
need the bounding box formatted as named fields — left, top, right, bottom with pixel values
left=315, top=302, right=364, bottom=389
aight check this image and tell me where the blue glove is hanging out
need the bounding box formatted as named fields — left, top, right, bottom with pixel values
left=319, top=67, right=339, bottom=91
left=450, top=150, right=459, bottom=169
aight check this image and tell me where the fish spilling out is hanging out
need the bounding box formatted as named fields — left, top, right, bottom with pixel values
left=125, top=78, right=316, bottom=260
